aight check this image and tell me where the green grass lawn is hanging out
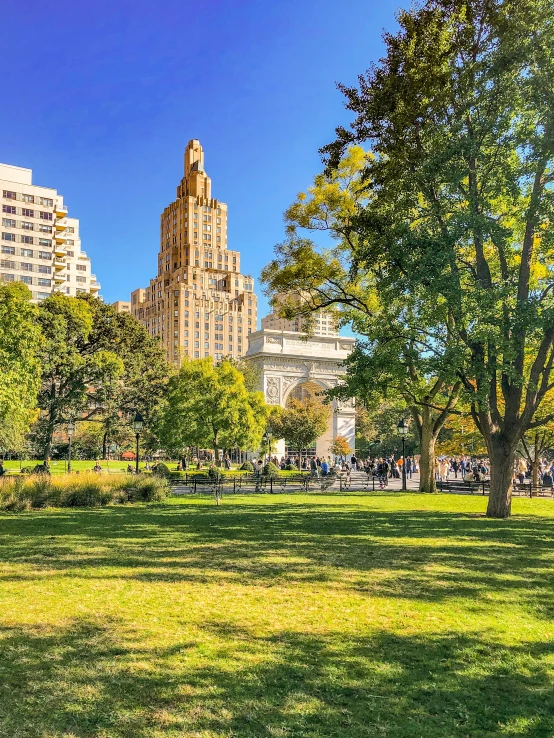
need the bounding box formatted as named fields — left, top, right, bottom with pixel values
left=2, top=460, right=159, bottom=474
left=1, top=493, right=554, bottom=737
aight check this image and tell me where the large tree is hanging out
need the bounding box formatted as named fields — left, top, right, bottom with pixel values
left=322, top=0, right=554, bottom=517
left=269, top=397, right=330, bottom=464
left=261, top=148, right=461, bottom=492
left=155, top=358, right=267, bottom=463
left=0, top=283, right=41, bottom=451
left=35, top=295, right=169, bottom=460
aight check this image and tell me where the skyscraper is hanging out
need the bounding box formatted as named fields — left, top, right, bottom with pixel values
left=131, top=140, right=257, bottom=364
left=1, top=163, right=100, bottom=301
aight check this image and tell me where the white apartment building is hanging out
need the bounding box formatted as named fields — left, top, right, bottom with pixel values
left=0, top=163, right=100, bottom=301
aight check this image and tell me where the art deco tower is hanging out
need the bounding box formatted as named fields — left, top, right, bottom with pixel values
left=131, top=140, right=257, bottom=364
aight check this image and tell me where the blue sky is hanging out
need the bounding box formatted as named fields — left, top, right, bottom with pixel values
left=1, top=0, right=399, bottom=319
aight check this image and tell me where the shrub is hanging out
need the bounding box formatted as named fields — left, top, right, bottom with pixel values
left=123, top=475, right=169, bottom=502
left=153, top=462, right=171, bottom=478
left=208, top=465, right=223, bottom=481
left=26, top=476, right=51, bottom=509
left=262, top=462, right=280, bottom=478
left=285, top=463, right=298, bottom=471
left=240, top=461, right=254, bottom=472
left=60, top=477, right=110, bottom=507
left=32, top=464, right=50, bottom=475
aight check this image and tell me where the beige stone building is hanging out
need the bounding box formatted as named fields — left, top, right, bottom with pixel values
left=261, top=310, right=339, bottom=336
left=1, top=163, right=100, bottom=300
left=261, top=293, right=339, bottom=336
left=112, top=300, right=131, bottom=314
left=131, top=140, right=257, bottom=364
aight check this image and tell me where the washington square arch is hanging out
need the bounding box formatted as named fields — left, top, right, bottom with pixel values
left=245, top=327, right=356, bottom=458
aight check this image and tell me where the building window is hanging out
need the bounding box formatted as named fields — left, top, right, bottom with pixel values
left=21, top=263, right=33, bottom=272
left=22, top=208, right=34, bottom=218
left=2, top=191, right=16, bottom=200
left=76, top=276, right=86, bottom=283
left=1, top=273, right=14, bottom=282
left=38, top=251, right=51, bottom=260
left=2, top=232, right=16, bottom=242
left=39, top=224, right=52, bottom=233
left=38, top=265, right=51, bottom=274
left=39, top=197, right=53, bottom=207
left=21, top=221, right=34, bottom=231
left=76, top=264, right=86, bottom=271
left=1, top=246, right=15, bottom=255
left=38, top=278, right=51, bottom=287
left=0, top=259, right=15, bottom=269
left=22, top=194, right=34, bottom=203
left=21, top=235, right=33, bottom=244
left=2, top=205, right=16, bottom=214
left=39, top=212, right=53, bottom=221
left=20, top=275, right=33, bottom=285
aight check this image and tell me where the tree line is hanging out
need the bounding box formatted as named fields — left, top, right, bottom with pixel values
left=1, top=284, right=334, bottom=464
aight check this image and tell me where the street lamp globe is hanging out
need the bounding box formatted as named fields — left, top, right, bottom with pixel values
left=397, top=418, right=409, bottom=436
left=133, top=412, right=144, bottom=433
left=67, top=421, right=76, bottom=438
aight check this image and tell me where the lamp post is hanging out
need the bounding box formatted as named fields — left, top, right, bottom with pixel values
left=67, top=421, right=76, bottom=473
left=133, top=412, right=144, bottom=474
left=397, top=418, right=409, bottom=491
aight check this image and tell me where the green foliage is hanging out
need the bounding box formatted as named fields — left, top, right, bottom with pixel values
left=207, top=466, right=224, bottom=483
left=0, top=472, right=169, bottom=510
left=152, top=462, right=171, bottom=478
left=262, top=462, right=280, bottom=478
left=34, top=295, right=169, bottom=461
left=240, top=461, right=254, bottom=472
left=155, top=357, right=267, bottom=461
left=0, top=283, right=41, bottom=451
left=322, top=0, right=554, bottom=516
left=270, top=398, right=330, bottom=454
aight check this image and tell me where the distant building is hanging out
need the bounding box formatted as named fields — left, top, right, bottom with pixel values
left=112, top=300, right=131, bottom=314
left=0, top=163, right=100, bottom=301
left=131, top=139, right=257, bottom=365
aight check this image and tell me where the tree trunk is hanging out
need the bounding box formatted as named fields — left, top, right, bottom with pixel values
left=531, top=459, right=539, bottom=496
left=486, top=438, right=515, bottom=518
left=102, top=431, right=108, bottom=460
left=418, top=418, right=437, bottom=493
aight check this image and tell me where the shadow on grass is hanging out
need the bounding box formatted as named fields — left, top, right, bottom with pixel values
left=1, top=501, right=554, bottom=616
left=0, top=616, right=553, bottom=737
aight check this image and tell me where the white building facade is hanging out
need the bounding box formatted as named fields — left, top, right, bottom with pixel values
left=1, top=163, right=100, bottom=301
left=246, top=328, right=356, bottom=458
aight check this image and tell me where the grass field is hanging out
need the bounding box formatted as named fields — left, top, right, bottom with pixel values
left=1, top=493, right=553, bottom=737
left=2, top=460, right=159, bottom=474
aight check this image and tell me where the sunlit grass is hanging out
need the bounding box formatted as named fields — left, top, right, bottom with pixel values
left=1, top=493, right=554, bottom=736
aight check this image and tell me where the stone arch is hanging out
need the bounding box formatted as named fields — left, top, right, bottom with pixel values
left=282, top=377, right=332, bottom=407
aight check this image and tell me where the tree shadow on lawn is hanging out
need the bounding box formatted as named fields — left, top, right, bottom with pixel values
left=1, top=502, right=554, bottom=615
left=0, top=616, right=553, bottom=738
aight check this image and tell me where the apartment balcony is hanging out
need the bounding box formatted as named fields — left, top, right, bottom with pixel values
left=55, top=218, right=68, bottom=231
left=55, top=231, right=67, bottom=243
left=55, top=203, right=68, bottom=218
left=54, top=258, right=66, bottom=271
left=90, top=280, right=101, bottom=292
left=54, top=243, right=66, bottom=257
left=54, top=272, right=66, bottom=283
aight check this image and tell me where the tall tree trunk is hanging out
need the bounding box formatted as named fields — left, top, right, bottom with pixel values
left=486, top=437, right=515, bottom=518
left=102, top=431, right=108, bottom=461
left=418, top=416, right=437, bottom=493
